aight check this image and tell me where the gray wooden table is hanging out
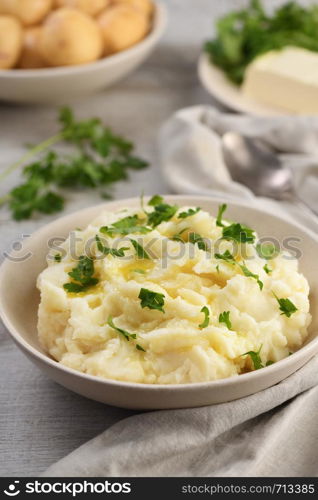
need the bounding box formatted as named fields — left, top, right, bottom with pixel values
left=0, top=0, right=315, bottom=477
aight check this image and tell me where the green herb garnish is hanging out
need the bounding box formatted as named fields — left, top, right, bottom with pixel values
left=222, top=223, right=255, bottom=244
left=263, top=264, right=272, bottom=275
left=147, top=202, right=178, bottom=227
left=130, top=239, right=151, bottom=260
left=100, top=215, right=151, bottom=236
left=189, top=232, right=208, bottom=251
left=148, top=195, right=164, bottom=206
left=274, top=294, right=298, bottom=318
left=133, top=269, right=147, bottom=275
left=241, top=345, right=263, bottom=370
left=138, top=288, right=165, bottom=312
left=107, top=316, right=145, bottom=352
left=240, top=264, right=263, bottom=290
left=204, top=0, right=318, bottom=85
left=214, top=250, right=235, bottom=263
left=1, top=107, right=149, bottom=220
left=199, top=306, right=210, bottom=329
left=216, top=203, right=227, bottom=227
left=171, top=227, right=189, bottom=242
left=54, top=253, right=62, bottom=262
left=178, top=207, right=201, bottom=219
left=95, top=235, right=129, bottom=257
left=219, top=311, right=232, bottom=330
left=63, top=256, right=98, bottom=293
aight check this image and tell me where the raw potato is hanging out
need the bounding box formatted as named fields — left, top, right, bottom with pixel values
left=0, top=15, right=22, bottom=69
left=55, top=0, right=110, bottom=17
left=40, top=8, right=103, bottom=67
left=111, top=0, right=153, bottom=17
left=19, top=28, right=46, bottom=69
left=98, top=5, right=149, bottom=55
left=0, top=0, right=53, bottom=26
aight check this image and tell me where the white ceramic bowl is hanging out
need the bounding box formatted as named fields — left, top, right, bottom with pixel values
left=1, top=195, right=317, bottom=410
left=198, top=53, right=289, bottom=117
left=0, top=3, right=167, bottom=104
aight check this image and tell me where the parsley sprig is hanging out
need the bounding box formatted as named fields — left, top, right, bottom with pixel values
left=274, top=294, right=298, bottom=318
left=222, top=223, right=255, bottom=244
left=241, top=344, right=274, bottom=370
left=107, top=316, right=145, bottom=352
left=130, top=239, right=151, bottom=260
left=63, top=256, right=99, bottom=293
left=1, top=108, right=148, bottom=220
left=199, top=306, right=210, bottom=329
left=178, top=207, right=201, bottom=219
left=219, top=311, right=232, bottom=330
left=100, top=215, right=152, bottom=236
left=95, top=235, right=129, bottom=258
left=138, top=288, right=165, bottom=312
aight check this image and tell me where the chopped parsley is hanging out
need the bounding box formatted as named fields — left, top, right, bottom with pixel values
left=147, top=202, right=178, bottom=227
left=63, top=256, right=98, bottom=293
left=100, top=215, right=151, bottom=236
left=219, top=311, right=232, bottom=330
left=241, top=345, right=263, bottom=370
left=95, top=235, right=129, bottom=257
left=189, top=232, right=208, bottom=251
left=256, top=242, right=278, bottom=260
left=133, top=269, right=147, bottom=275
left=138, top=288, right=165, bottom=312
left=54, top=253, right=62, bottom=262
left=148, top=195, right=164, bottom=206
left=222, top=223, right=255, bottom=244
left=171, top=227, right=189, bottom=242
left=199, top=306, right=210, bottom=329
left=214, top=250, right=235, bottom=263
left=130, top=239, right=151, bottom=260
left=178, top=207, right=201, bottom=219
left=274, top=295, right=298, bottom=318
left=240, top=264, right=263, bottom=290
left=263, top=264, right=272, bottom=275
left=107, top=316, right=145, bottom=352
left=216, top=203, right=227, bottom=227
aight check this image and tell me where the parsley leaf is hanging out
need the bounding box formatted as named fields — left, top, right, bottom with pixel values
left=138, top=288, right=165, bottom=312
left=147, top=202, right=178, bottom=227
left=199, top=306, right=210, bottom=329
left=219, top=311, right=232, bottom=329
left=274, top=295, right=298, bottom=318
left=95, top=235, right=129, bottom=257
left=107, top=315, right=145, bottom=352
left=100, top=215, right=151, bottom=236
left=256, top=242, right=279, bottom=260
left=263, top=264, right=272, bottom=274
left=189, top=232, right=208, bottom=251
left=222, top=223, right=255, bottom=244
left=54, top=253, right=62, bottom=262
left=216, top=203, right=227, bottom=227
left=148, top=195, right=164, bottom=206
left=214, top=250, right=235, bottom=262
left=171, top=227, right=189, bottom=242
left=178, top=207, right=201, bottom=219
left=241, top=345, right=263, bottom=370
left=63, top=256, right=98, bottom=293
left=130, top=239, right=151, bottom=260
left=240, top=264, right=263, bottom=290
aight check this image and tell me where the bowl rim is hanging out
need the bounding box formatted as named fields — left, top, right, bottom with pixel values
left=1, top=194, right=317, bottom=393
left=0, top=2, right=167, bottom=79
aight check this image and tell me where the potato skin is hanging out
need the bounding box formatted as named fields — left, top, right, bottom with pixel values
left=40, top=7, right=103, bottom=67
left=0, top=0, right=53, bottom=26
left=98, top=5, right=149, bottom=55
left=18, top=27, right=46, bottom=69
left=55, top=0, right=110, bottom=17
left=111, top=0, right=153, bottom=17
left=0, top=15, right=22, bottom=69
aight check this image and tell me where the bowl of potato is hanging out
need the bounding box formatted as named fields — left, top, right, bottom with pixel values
left=0, top=0, right=167, bottom=103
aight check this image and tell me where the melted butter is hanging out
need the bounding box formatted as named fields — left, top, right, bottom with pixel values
left=122, top=260, right=155, bottom=280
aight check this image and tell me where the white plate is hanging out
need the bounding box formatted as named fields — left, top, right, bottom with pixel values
left=0, top=3, right=167, bottom=104
left=0, top=195, right=317, bottom=409
left=198, top=53, right=291, bottom=117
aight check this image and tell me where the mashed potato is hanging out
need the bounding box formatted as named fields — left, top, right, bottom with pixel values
left=37, top=198, right=311, bottom=384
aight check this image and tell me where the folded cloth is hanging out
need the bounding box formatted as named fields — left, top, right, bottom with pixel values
left=44, top=357, right=318, bottom=477
left=43, top=106, right=318, bottom=478
left=159, top=106, right=318, bottom=233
